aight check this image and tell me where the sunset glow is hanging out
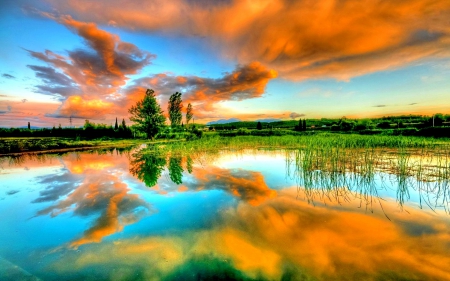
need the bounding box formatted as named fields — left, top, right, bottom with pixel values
left=1, top=0, right=449, bottom=127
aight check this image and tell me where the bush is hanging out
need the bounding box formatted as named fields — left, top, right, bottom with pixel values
left=416, top=127, right=450, bottom=138
left=358, top=129, right=383, bottom=135
left=192, top=129, right=203, bottom=138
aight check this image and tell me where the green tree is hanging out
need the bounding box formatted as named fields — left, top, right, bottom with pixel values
left=27, top=122, right=30, bottom=130
left=433, top=113, right=444, bottom=127
left=129, top=89, right=166, bottom=139
left=114, top=117, right=118, bottom=130
left=303, top=119, right=307, bottom=131
left=340, top=120, right=355, bottom=131
left=186, top=103, right=193, bottom=126
left=257, top=121, right=262, bottom=130
left=168, top=92, right=183, bottom=128
left=121, top=118, right=127, bottom=129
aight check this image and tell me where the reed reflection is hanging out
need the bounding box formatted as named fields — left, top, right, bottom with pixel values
left=286, top=148, right=450, bottom=213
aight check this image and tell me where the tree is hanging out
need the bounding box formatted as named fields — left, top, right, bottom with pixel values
left=121, top=118, right=127, bottom=129
left=186, top=103, right=193, bottom=126
left=115, top=118, right=118, bottom=130
left=377, top=121, right=391, bottom=129
left=432, top=113, right=444, bottom=127
left=303, top=119, right=307, bottom=131
left=257, top=121, right=262, bottom=130
left=27, top=122, right=30, bottom=130
left=129, top=89, right=166, bottom=139
left=340, top=120, right=355, bottom=131
left=168, top=92, right=183, bottom=128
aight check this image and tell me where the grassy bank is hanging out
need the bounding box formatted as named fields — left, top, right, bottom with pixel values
left=158, top=133, right=450, bottom=154
left=0, top=138, right=146, bottom=155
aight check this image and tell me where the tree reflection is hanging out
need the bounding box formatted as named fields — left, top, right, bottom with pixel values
left=169, top=156, right=184, bottom=184
left=186, top=155, right=193, bottom=174
left=130, top=149, right=166, bottom=187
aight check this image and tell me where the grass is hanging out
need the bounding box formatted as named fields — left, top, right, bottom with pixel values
left=149, top=133, right=450, bottom=213
left=0, top=137, right=146, bottom=155
left=154, top=133, right=449, bottom=154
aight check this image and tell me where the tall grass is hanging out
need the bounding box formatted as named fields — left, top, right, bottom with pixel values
left=284, top=142, right=450, bottom=214
left=154, top=133, right=447, bottom=156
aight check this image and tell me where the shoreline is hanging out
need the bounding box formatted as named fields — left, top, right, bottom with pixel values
left=0, top=139, right=185, bottom=157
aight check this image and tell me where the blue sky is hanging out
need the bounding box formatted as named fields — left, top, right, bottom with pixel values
left=0, top=0, right=449, bottom=127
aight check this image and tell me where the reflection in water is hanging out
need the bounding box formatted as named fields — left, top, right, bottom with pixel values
left=36, top=172, right=152, bottom=248
left=129, top=148, right=277, bottom=205
left=27, top=149, right=154, bottom=248
left=189, top=167, right=277, bottom=206
left=48, top=192, right=450, bottom=280
left=169, top=156, right=184, bottom=184
left=285, top=148, right=450, bottom=214
left=130, top=149, right=166, bottom=187
left=1, top=147, right=450, bottom=280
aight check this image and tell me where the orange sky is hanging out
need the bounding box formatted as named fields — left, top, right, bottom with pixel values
left=0, top=0, right=449, bottom=126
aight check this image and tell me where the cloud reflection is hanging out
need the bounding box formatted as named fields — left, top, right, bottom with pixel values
left=49, top=191, right=450, bottom=280
left=129, top=150, right=277, bottom=206
left=33, top=151, right=153, bottom=248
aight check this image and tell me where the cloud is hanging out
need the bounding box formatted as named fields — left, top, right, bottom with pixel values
left=45, top=95, right=115, bottom=119
left=373, top=105, right=387, bottom=108
left=7, top=105, right=12, bottom=111
left=123, top=61, right=277, bottom=116
left=2, top=73, right=15, bottom=79
left=23, top=13, right=278, bottom=123
left=6, top=190, right=20, bottom=195
left=45, top=0, right=450, bottom=80
left=26, top=15, right=155, bottom=119
left=21, top=99, right=27, bottom=103
left=409, top=103, right=418, bottom=105
left=289, top=112, right=305, bottom=119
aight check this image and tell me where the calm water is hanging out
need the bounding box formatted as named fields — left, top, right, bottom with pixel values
left=1, top=147, right=449, bottom=281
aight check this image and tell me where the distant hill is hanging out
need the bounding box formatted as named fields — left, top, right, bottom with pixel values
left=207, top=118, right=241, bottom=125
left=255, top=118, right=281, bottom=123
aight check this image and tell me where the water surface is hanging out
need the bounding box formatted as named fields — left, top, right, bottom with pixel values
left=1, top=147, right=449, bottom=280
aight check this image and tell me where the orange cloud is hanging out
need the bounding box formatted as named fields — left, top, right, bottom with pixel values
left=26, top=15, right=155, bottom=120
left=123, top=62, right=277, bottom=117
left=47, top=95, right=115, bottom=119
left=47, top=0, right=450, bottom=80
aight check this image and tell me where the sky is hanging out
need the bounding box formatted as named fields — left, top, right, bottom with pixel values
left=0, top=0, right=449, bottom=127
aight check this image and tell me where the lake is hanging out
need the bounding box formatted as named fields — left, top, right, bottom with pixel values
left=1, top=146, right=449, bottom=280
